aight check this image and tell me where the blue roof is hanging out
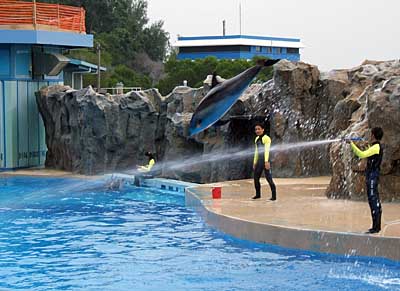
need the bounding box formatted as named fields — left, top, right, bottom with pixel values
left=178, top=34, right=300, bottom=43
left=0, top=30, right=93, bottom=48
left=67, top=58, right=106, bottom=72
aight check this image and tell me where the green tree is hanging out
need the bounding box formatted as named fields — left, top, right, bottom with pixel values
left=43, top=0, right=169, bottom=88
left=157, top=55, right=274, bottom=95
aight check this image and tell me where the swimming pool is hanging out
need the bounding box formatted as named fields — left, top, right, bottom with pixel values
left=0, top=176, right=399, bottom=291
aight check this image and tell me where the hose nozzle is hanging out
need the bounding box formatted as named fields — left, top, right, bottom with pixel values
left=341, top=137, right=364, bottom=142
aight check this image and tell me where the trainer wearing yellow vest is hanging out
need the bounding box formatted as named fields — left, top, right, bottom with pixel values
left=137, top=152, right=156, bottom=172
left=347, top=127, right=384, bottom=234
left=252, top=123, right=277, bottom=201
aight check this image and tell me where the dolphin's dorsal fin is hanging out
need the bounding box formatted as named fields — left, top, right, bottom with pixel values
left=211, top=72, right=220, bottom=88
left=256, top=59, right=280, bottom=67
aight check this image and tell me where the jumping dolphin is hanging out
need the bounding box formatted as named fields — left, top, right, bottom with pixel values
left=189, top=59, right=280, bottom=136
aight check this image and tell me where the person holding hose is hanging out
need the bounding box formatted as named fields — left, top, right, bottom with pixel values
left=347, top=127, right=384, bottom=234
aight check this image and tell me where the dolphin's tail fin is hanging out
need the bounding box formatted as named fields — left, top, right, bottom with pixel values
left=257, top=59, right=280, bottom=67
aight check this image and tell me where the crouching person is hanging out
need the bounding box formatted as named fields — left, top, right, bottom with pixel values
left=135, top=152, right=156, bottom=186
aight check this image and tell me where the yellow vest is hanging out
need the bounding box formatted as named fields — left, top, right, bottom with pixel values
left=138, top=158, right=155, bottom=172
left=253, top=135, right=271, bottom=165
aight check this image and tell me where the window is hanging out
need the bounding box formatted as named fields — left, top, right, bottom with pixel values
left=266, top=47, right=272, bottom=54
left=0, top=48, right=10, bottom=76
left=255, top=46, right=262, bottom=52
left=15, top=47, right=31, bottom=77
left=287, top=47, right=299, bottom=54
left=179, top=45, right=251, bottom=53
left=276, top=47, right=282, bottom=54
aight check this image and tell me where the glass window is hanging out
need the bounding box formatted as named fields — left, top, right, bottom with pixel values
left=15, top=47, right=31, bottom=77
left=255, top=46, right=262, bottom=52
left=0, top=48, right=10, bottom=76
left=180, top=45, right=250, bottom=53
left=266, top=47, right=272, bottom=54
left=287, top=48, right=299, bottom=54
left=276, top=47, right=282, bottom=54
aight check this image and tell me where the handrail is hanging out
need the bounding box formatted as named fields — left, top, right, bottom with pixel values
left=96, top=87, right=143, bottom=95
left=0, top=0, right=86, bottom=33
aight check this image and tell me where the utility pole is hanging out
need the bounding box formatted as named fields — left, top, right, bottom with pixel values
left=223, top=20, right=226, bottom=36
left=239, top=2, right=242, bottom=35
left=96, top=43, right=101, bottom=92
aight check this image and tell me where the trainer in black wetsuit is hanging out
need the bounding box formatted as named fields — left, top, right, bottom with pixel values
left=252, top=123, right=277, bottom=201
left=349, top=127, right=384, bottom=234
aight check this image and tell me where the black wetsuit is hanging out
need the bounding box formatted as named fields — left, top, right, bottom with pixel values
left=366, top=141, right=383, bottom=231
left=253, top=135, right=276, bottom=200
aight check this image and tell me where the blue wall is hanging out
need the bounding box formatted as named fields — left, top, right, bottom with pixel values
left=0, top=80, right=58, bottom=170
left=177, top=47, right=300, bottom=61
left=0, top=44, right=64, bottom=81
left=0, top=44, right=64, bottom=170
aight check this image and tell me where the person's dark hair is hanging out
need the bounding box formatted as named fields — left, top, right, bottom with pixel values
left=372, top=127, right=383, bottom=140
left=145, top=151, right=155, bottom=159
left=254, top=122, right=265, bottom=129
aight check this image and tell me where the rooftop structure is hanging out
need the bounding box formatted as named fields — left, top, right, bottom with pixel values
left=174, top=34, right=304, bottom=61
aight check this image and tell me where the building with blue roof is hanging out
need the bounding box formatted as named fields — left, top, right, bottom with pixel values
left=64, top=58, right=106, bottom=90
left=174, top=34, right=304, bottom=61
left=0, top=0, right=101, bottom=170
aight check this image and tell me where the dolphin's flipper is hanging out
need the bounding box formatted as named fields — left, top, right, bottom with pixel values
left=264, top=59, right=280, bottom=66
left=256, top=59, right=281, bottom=67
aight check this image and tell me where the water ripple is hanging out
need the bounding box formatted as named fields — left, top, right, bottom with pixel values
left=0, top=176, right=399, bottom=291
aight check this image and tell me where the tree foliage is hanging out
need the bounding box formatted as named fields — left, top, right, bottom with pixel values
left=41, top=0, right=274, bottom=94
left=42, top=0, right=168, bottom=89
left=157, top=55, right=274, bottom=95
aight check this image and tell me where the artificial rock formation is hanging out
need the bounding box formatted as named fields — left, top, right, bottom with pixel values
left=244, top=60, right=348, bottom=177
left=326, top=60, right=400, bottom=201
left=37, top=60, right=400, bottom=200
left=36, top=85, right=165, bottom=174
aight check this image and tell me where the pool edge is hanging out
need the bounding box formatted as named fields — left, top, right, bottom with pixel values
left=185, top=187, right=400, bottom=262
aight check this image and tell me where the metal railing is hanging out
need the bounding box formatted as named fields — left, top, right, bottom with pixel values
left=97, top=87, right=143, bottom=95
left=0, top=0, right=86, bottom=33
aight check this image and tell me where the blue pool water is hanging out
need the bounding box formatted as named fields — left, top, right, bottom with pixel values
left=0, top=176, right=399, bottom=291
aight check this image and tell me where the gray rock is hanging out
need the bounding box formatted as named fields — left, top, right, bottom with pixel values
left=36, top=60, right=400, bottom=200
left=37, top=86, right=163, bottom=174
left=326, top=60, right=400, bottom=201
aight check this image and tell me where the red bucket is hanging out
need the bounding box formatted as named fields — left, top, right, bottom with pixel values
left=212, top=186, right=221, bottom=199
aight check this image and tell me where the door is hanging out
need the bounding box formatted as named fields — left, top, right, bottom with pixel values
left=0, top=81, right=4, bottom=168
left=28, top=82, right=39, bottom=167
left=38, top=81, right=48, bottom=165
left=17, top=81, right=29, bottom=167
left=4, top=81, right=18, bottom=169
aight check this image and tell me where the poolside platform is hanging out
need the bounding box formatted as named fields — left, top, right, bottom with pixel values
left=1, top=168, right=94, bottom=179
left=186, top=177, right=400, bottom=261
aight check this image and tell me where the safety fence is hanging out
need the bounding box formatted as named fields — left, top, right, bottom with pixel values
left=0, top=0, right=86, bottom=33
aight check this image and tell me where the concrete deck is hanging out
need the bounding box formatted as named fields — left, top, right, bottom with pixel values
left=186, top=177, right=400, bottom=261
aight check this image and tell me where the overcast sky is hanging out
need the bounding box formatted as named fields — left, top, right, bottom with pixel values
left=147, top=0, right=400, bottom=71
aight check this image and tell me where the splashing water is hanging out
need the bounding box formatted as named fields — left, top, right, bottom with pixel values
left=110, top=138, right=341, bottom=177
left=86, top=138, right=342, bottom=188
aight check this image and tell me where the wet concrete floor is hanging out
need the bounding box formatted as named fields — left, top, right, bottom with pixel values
left=191, top=177, right=400, bottom=238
